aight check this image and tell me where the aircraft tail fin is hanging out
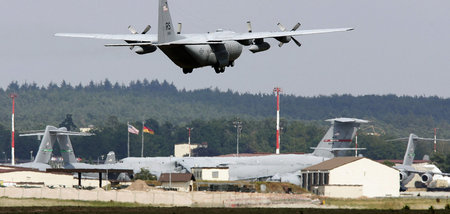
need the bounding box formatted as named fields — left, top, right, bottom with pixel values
left=32, top=126, right=58, bottom=164
left=312, top=118, right=368, bottom=158
left=20, top=126, right=93, bottom=165
left=104, top=151, right=117, bottom=164
left=403, top=134, right=418, bottom=166
left=158, top=0, right=176, bottom=43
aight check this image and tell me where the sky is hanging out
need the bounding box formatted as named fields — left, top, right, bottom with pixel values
left=0, top=0, right=449, bottom=97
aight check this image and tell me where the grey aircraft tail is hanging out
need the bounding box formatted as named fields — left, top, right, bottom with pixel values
left=312, top=118, right=368, bottom=158
left=158, top=0, right=176, bottom=43
left=402, top=133, right=418, bottom=166
left=20, top=126, right=93, bottom=165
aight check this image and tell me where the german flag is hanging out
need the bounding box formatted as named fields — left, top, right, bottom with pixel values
left=143, top=126, right=155, bottom=135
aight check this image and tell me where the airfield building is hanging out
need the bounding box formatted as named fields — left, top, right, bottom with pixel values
left=159, top=173, right=195, bottom=192
left=301, top=157, right=399, bottom=198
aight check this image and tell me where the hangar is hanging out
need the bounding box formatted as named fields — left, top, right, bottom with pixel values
left=301, top=157, right=399, bottom=198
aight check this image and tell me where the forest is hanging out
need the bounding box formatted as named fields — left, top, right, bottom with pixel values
left=0, top=79, right=449, bottom=170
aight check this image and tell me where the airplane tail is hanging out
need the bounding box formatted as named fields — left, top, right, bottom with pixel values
left=33, top=126, right=58, bottom=164
left=20, top=126, right=93, bottom=165
left=158, top=0, right=176, bottom=43
left=312, top=118, right=368, bottom=158
left=104, top=151, right=117, bottom=164
left=402, top=134, right=418, bottom=166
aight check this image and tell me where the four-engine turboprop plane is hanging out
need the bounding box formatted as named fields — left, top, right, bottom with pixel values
left=55, top=0, right=354, bottom=74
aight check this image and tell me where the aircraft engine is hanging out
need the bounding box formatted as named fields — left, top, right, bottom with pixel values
left=134, top=45, right=157, bottom=55
left=399, top=171, right=408, bottom=181
left=237, top=39, right=253, bottom=46
left=249, top=42, right=270, bottom=53
left=421, top=173, right=433, bottom=183
left=275, top=36, right=292, bottom=44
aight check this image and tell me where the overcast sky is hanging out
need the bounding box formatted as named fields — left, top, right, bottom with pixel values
left=1, top=0, right=449, bottom=97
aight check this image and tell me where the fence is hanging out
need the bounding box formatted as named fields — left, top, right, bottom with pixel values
left=0, top=187, right=316, bottom=207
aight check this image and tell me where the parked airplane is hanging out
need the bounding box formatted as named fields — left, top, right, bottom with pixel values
left=116, top=118, right=368, bottom=185
left=391, top=134, right=450, bottom=190
left=17, top=118, right=366, bottom=185
left=55, top=0, right=353, bottom=74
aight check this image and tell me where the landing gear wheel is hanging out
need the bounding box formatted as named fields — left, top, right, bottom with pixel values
left=183, top=68, right=193, bottom=74
left=214, top=67, right=225, bottom=74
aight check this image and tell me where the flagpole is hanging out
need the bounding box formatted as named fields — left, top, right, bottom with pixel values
left=141, top=121, right=144, bottom=157
left=127, top=122, right=130, bottom=157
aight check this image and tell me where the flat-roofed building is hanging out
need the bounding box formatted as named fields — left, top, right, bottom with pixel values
left=191, top=167, right=229, bottom=181
left=301, top=157, right=399, bottom=198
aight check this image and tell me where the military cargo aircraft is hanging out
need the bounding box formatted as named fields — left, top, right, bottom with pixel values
left=55, top=0, right=353, bottom=74
left=390, top=134, right=450, bottom=190
left=15, top=118, right=367, bottom=185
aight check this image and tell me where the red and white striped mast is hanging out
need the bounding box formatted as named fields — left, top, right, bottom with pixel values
left=10, top=93, right=17, bottom=165
left=433, top=128, right=438, bottom=153
left=273, top=87, right=282, bottom=154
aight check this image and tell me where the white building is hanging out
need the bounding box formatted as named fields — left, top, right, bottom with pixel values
left=0, top=166, right=109, bottom=188
left=301, top=157, right=399, bottom=198
left=174, top=143, right=207, bottom=157
left=191, top=167, right=229, bottom=181
left=159, top=173, right=195, bottom=192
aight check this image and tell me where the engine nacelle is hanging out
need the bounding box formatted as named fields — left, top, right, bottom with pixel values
left=421, top=173, right=433, bottom=183
left=249, top=42, right=270, bottom=53
left=237, top=39, right=253, bottom=46
left=135, top=45, right=157, bottom=55
left=399, top=171, right=408, bottom=181
left=275, top=36, right=292, bottom=44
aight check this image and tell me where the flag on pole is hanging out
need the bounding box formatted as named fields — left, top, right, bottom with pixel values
left=143, top=126, right=155, bottom=135
left=128, top=124, right=139, bottom=135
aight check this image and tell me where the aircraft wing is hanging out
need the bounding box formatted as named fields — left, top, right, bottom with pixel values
left=55, top=33, right=157, bottom=43
left=207, top=28, right=354, bottom=42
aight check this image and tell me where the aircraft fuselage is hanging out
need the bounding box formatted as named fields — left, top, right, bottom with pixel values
left=158, top=32, right=243, bottom=73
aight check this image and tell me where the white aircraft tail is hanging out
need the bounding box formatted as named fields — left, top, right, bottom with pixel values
left=158, top=0, right=176, bottom=43
left=312, top=118, right=368, bottom=158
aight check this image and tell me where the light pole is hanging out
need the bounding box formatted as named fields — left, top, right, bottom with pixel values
left=169, top=155, right=173, bottom=188
left=186, top=127, right=193, bottom=157
left=233, top=120, right=242, bottom=157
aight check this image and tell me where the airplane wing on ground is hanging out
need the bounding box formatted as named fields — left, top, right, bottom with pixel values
left=207, top=28, right=354, bottom=42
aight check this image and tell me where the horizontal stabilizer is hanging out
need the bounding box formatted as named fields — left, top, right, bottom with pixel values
left=20, top=130, right=94, bottom=137
left=311, top=147, right=366, bottom=151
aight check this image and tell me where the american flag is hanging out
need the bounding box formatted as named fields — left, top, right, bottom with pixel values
left=128, top=124, right=139, bottom=135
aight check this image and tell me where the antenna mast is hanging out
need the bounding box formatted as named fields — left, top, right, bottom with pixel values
left=273, top=87, right=282, bottom=154
left=10, top=93, right=17, bottom=165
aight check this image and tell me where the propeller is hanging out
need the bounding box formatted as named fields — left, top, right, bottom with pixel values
left=247, top=21, right=252, bottom=33
left=127, top=25, right=151, bottom=50
left=128, top=25, right=151, bottom=34
left=177, top=23, right=182, bottom=34
left=277, top=22, right=302, bottom=47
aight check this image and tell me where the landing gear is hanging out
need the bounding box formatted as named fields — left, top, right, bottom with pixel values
left=214, top=66, right=225, bottom=74
left=182, top=68, right=193, bottom=74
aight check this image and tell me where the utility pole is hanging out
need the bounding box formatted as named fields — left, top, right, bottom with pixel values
left=233, top=120, right=242, bottom=157
left=273, top=87, right=282, bottom=154
left=10, top=93, right=17, bottom=165
left=186, top=127, right=193, bottom=157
